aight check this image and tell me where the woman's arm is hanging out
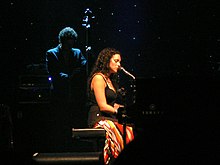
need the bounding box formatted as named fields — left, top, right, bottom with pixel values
left=91, top=74, right=117, bottom=114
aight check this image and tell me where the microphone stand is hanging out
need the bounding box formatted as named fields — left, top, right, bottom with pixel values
left=119, top=73, right=136, bottom=148
left=118, top=87, right=127, bottom=147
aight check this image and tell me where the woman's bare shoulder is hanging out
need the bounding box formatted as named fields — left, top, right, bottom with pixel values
left=92, top=73, right=105, bottom=80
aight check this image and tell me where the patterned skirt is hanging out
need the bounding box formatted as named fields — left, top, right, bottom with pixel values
left=94, top=120, right=134, bottom=165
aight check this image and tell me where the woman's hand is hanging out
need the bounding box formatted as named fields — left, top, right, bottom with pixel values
left=114, top=103, right=124, bottom=110
left=113, top=103, right=125, bottom=115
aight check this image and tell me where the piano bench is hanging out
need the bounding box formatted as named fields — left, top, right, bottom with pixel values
left=72, top=128, right=106, bottom=152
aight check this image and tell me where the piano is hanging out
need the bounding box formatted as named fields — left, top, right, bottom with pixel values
left=120, top=76, right=220, bottom=128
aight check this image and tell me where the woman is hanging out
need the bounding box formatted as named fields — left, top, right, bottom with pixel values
left=87, top=47, right=134, bottom=165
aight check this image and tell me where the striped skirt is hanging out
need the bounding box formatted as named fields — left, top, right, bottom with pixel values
left=94, top=120, right=134, bottom=165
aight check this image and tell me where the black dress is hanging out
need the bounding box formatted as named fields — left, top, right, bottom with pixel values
left=87, top=74, right=135, bottom=165
left=87, top=74, right=118, bottom=127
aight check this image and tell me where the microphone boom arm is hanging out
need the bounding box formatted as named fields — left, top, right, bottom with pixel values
left=120, top=67, right=135, bottom=80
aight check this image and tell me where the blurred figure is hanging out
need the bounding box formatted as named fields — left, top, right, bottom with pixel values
left=45, top=27, right=87, bottom=151
left=46, top=27, right=87, bottom=102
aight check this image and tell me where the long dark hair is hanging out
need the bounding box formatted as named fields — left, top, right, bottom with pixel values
left=88, top=47, right=121, bottom=92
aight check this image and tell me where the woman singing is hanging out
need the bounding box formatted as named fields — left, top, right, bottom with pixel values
left=87, top=47, right=134, bottom=165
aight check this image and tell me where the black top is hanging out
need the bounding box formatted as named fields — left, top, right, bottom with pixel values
left=87, top=74, right=118, bottom=127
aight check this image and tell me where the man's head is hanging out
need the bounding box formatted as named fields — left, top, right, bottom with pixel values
left=58, top=27, right=78, bottom=49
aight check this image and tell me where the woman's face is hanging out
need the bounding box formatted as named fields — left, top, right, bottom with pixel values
left=109, top=54, right=121, bottom=73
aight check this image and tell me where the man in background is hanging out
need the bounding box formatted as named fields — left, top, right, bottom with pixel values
left=46, top=27, right=87, bottom=151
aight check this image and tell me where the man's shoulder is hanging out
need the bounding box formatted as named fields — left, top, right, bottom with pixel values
left=47, top=45, right=59, bottom=54
left=72, top=48, right=82, bottom=53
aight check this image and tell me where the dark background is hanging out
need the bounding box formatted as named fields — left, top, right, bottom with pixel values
left=1, top=0, right=219, bottom=164
left=1, top=0, right=219, bottom=84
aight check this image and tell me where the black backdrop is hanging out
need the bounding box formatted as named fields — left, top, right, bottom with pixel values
left=1, top=0, right=219, bottom=162
left=1, top=0, right=219, bottom=80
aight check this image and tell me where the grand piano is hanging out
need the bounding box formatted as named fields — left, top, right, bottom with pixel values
left=120, top=76, right=220, bottom=128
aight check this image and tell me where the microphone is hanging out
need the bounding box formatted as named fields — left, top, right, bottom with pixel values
left=119, top=67, right=135, bottom=79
